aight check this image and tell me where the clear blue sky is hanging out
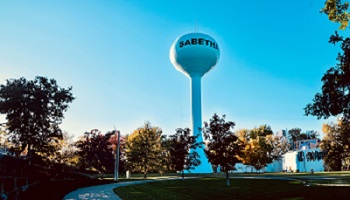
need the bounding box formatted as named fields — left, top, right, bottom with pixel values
left=0, top=0, right=344, bottom=139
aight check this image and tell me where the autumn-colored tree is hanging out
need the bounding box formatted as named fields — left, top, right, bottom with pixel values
left=0, top=126, right=9, bottom=148
left=321, top=120, right=350, bottom=171
left=53, top=131, right=79, bottom=168
left=240, top=125, right=288, bottom=172
left=240, top=125, right=273, bottom=172
left=321, top=0, right=350, bottom=30
left=125, top=122, right=164, bottom=178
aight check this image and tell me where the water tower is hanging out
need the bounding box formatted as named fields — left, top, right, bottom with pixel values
left=170, top=32, right=220, bottom=173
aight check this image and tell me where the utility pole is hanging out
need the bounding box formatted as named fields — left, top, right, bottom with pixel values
left=114, top=130, right=120, bottom=182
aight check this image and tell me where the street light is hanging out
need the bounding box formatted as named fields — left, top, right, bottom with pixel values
left=114, top=130, right=120, bottom=182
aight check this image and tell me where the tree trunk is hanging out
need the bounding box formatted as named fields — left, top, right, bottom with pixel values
left=143, top=173, right=147, bottom=178
left=226, top=171, right=230, bottom=187
left=28, top=143, right=32, bottom=165
left=182, top=170, right=184, bottom=180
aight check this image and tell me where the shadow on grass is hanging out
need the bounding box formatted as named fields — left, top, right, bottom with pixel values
left=19, top=179, right=115, bottom=200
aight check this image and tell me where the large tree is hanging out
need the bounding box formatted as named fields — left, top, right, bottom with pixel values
left=305, top=1, right=350, bottom=120
left=203, top=113, right=244, bottom=187
left=76, top=129, right=115, bottom=173
left=0, top=76, right=74, bottom=163
left=305, top=1, right=350, bottom=171
left=125, top=122, right=164, bottom=178
left=321, top=120, right=350, bottom=171
left=239, top=125, right=288, bottom=172
left=240, top=125, right=274, bottom=172
left=167, top=128, right=201, bottom=180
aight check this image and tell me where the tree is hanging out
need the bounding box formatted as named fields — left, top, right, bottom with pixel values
left=167, top=128, right=201, bottom=180
left=288, top=128, right=302, bottom=150
left=0, top=76, right=74, bottom=163
left=306, top=2, right=350, bottom=170
left=266, top=134, right=289, bottom=162
left=76, top=129, right=115, bottom=173
left=240, top=125, right=275, bottom=172
left=249, top=124, right=273, bottom=139
left=321, top=0, right=350, bottom=30
left=125, top=122, right=164, bottom=178
left=321, top=120, right=350, bottom=171
left=305, top=1, right=350, bottom=120
left=288, top=128, right=301, bottom=142
left=288, top=128, right=320, bottom=150
left=304, top=33, right=350, bottom=120
left=304, top=130, right=320, bottom=140
left=203, top=113, right=244, bottom=187
left=0, top=125, right=9, bottom=148
left=53, top=131, right=79, bottom=168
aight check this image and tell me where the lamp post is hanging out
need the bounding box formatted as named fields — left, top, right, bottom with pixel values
left=114, top=130, right=120, bottom=182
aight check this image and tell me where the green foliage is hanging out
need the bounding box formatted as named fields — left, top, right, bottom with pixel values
left=75, top=129, right=115, bottom=173
left=167, top=128, right=201, bottom=174
left=0, top=76, right=74, bottom=163
left=321, top=120, right=350, bottom=171
left=125, top=122, right=165, bottom=177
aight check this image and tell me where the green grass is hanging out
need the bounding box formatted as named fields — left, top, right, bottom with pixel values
left=113, top=177, right=350, bottom=200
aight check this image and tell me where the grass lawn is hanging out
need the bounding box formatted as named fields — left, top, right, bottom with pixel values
left=114, top=177, right=350, bottom=200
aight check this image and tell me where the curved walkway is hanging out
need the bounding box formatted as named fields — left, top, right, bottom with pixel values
left=64, top=177, right=189, bottom=200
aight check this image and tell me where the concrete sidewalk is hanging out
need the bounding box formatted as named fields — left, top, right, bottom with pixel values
left=64, top=177, right=187, bottom=200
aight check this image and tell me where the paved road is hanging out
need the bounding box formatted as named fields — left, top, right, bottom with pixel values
left=64, top=177, right=188, bottom=200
